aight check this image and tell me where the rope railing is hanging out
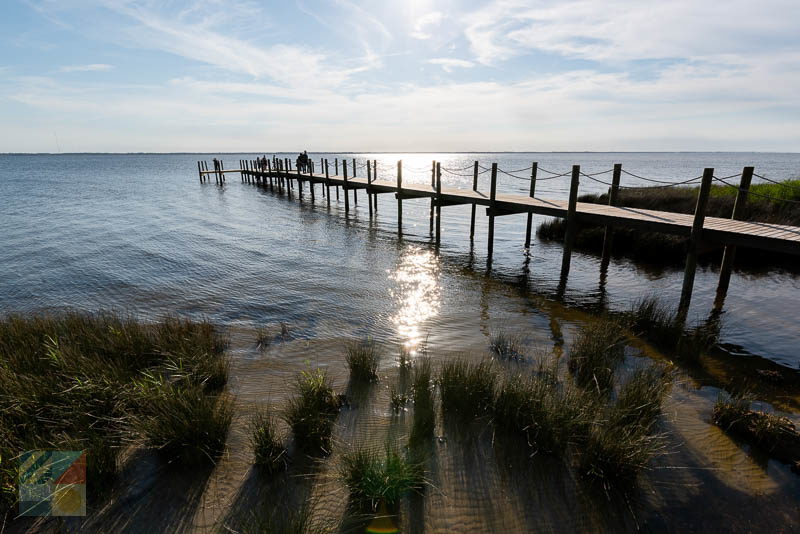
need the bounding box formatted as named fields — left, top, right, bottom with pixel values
left=753, top=173, right=800, bottom=192
left=712, top=176, right=800, bottom=204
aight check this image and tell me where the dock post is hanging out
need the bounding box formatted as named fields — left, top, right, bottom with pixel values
left=524, top=162, right=539, bottom=250
left=352, top=158, right=358, bottom=205
left=267, top=160, right=273, bottom=188
left=470, top=161, right=479, bottom=241
left=487, top=163, right=498, bottom=267
left=343, top=160, right=350, bottom=214
left=220, top=160, right=225, bottom=183
left=309, top=161, right=315, bottom=202
left=367, top=159, right=373, bottom=217
left=373, top=160, right=378, bottom=212
left=198, top=161, right=203, bottom=183
left=435, top=162, right=442, bottom=247
left=559, top=165, right=581, bottom=282
left=335, top=159, right=340, bottom=200
left=397, top=160, right=403, bottom=234
left=430, top=160, right=436, bottom=235
left=297, top=165, right=303, bottom=200
left=203, top=161, right=209, bottom=183
left=325, top=159, right=331, bottom=206
left=714, top=166, right=753, bottom=309
left=678, top=168, right=714, bottom=320
left=600, top=164, right=623, bottom=270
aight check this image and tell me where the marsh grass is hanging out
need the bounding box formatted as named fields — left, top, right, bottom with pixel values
left=713, top=394, right=800, bottom=469
left=249, top=409, right=288, bottom=473
left=284, top=369, right=340, bottom=453
left=579, top=364, right=673, bottom=486
left=409, top=359, right=435, bottom=448
left=568, top=320, right=626, bottom=392
left=390, top=387, right=409, bottom=412
left=489, top=331, right=525, bottom=360
left=438, top=360, right=497, bottom=418
left=135, top=384, right=233, bottom=465
left=493, top=361, right=595, bottom=455
left=340, top=448, right=425, bottom=513
left=346, top=339, right=380, bottom=382
left=0, top=312, right=230, bottom=510
left=629, top=297, right=716, bottom=361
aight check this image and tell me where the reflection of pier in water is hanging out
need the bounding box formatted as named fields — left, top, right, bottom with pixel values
left=197, top=158, right=799, bottom=319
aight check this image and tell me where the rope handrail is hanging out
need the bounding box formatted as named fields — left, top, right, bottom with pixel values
left=712, top=176, right=800, bottom=204
left=441, top=163, right=477, bottom=172
left=496, top=167, right=566, bottom=181
left=580, top=171, right=704, bottom=190
left=620, top=169, right=706, bottom=185
left=441, top=167, right=491, bottom=177
left=753, top=173, right=800, bottom=192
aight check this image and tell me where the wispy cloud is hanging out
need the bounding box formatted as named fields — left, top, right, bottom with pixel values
left=411, top=12, right=443, bottom=40
left=59, top=63, right=114, bottom=72
left=428, top=58, right=474, bottom=73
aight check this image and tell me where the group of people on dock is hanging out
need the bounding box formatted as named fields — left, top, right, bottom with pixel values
left=296, top=151, right=310, bottom=173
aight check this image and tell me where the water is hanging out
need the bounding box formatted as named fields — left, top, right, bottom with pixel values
left=2, top=153, right=800, bottom=531
left=1, top=152, right=798, bottom=366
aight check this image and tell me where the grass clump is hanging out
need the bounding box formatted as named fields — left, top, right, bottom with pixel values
left=249, top=409, right=288, bottom=473
left=135, top=384, right=233, bottom=465
left=493, top=362, right=595, bottom=455
left=0, top=312, right=230, bottom=510
left=438, top=360, right=497, bottom=418
left=629, top=297, right=716, bottom=360
left=340, top=448, right=425, bottom=513
left=283, top=369, right=340, bottom=453
left=346, top=339, right=380, bottom=382
left=409, top=358, right=435, bottom=447
left=489, top=330, right=525, bottom=360
left=578, top=364, right=673, bottom=486
left=390, top=387, right=409, bottom=412
left=568, top=320, right=626, bottom=392
left=713, top=394, right=800, bottom=471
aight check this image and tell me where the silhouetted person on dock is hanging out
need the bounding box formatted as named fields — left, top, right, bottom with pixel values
left=213, top=158, right=220, bottom=171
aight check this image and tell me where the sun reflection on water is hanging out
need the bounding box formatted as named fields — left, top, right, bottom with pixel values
left=389, top=247, right=441, bottom=355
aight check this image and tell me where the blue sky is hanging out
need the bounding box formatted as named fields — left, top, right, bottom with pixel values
left=1, top=0, right=799, bottom=152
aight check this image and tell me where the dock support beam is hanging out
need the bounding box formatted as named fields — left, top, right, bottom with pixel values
left=559, top=165, right=581, bottom=282
left=600, top=164, right=623, bottom=271
left=487, top=163, right=498, bottom=268
left=343, top=160, right=350, bottom=214
left=470, top=161, right=479, bottom=241
left=397, top=160, right=403, bottom=234
left=367, top=159, right=373, bottom=217
left=373, top=160, right=378, bottom=213
left=524, top=162, right=539, bottom=250
left=352, top=158, right=358, bottom=205
left=678, top=168, right=714, bottom=320
left=430, top=160, right=436, bottom=236
left=435, top=162, right=442, bottom=247
left=714, top=166, right=754, bottom=310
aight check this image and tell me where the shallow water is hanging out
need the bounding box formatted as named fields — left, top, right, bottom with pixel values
left=2, top=153, right=799, bottom=532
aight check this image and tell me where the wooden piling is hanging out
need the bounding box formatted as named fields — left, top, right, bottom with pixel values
left=524, top=162, right=538, bottom=249
left=397, top=160, right=403, bottom=233
left=367, top=158, right=373, bottom=217
left=343, top=160, right=350, bottom=214
left=435, top=162, right=442, bottom=246
left=297, top=164, right=303, bottom=200
left=678, top=168, right=714, bottom=318
left=430, top=160, right=436, bottom=235
left=600, top=164, right=623, bottom=270
left=373, top=160, right=378, bottom=212
left=559, top=165, right=581, bottom=281
left=325, top=159, right=331, bottom=206
left=715, top=166, right=754, bottom=307
left=352, top=158, right=358, bottom=205
left=335, top=159, right=340, bottom=200
left=470, top=161, right=479, bottom=241
left=198, top=161, right=203, bottom=183
left=487, top=163, right=498, bottom=265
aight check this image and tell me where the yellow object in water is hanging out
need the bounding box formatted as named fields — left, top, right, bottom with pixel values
left=366, top=500, right=399, bottom=534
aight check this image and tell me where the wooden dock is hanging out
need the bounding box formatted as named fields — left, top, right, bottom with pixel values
left=196, top=157, right=800, bottom=317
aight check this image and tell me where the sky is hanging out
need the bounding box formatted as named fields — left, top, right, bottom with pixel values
left=1, top=0, right=799, bottom=153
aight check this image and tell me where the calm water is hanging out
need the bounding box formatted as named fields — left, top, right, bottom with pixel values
left=1, top=152, right=798, bottom=367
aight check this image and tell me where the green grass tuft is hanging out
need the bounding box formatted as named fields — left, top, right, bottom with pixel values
left=568, top=320, right=626, bottom=392
left=438, top=360, right=497, bottom=418
left=489, top=330, right=525, bottom=360
left=283, top=369, right=340, bottom=453
left=249, top=408, right=288, bottom=473
left=346, top=339, right=380, bottom=382
left=340, top=447, right=425, bottom=513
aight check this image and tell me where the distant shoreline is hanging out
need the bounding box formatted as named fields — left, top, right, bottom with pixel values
left=3, top=151, right=800, bottom=156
